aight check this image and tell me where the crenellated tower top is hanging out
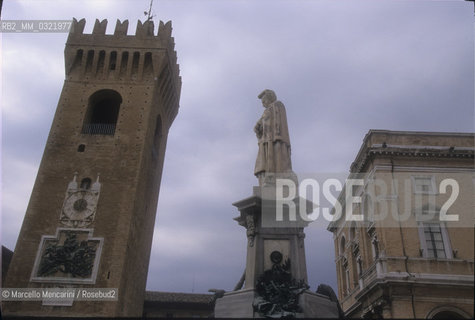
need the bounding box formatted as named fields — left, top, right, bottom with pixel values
left=64, top=18, right=181, bottom=124
left=67, top=18, right=177, bottom=48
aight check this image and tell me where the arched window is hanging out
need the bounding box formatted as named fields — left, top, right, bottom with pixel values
left=143, top=52, right=154, bottom=78
left=340, top=235, right=346, bottom=256
left=71, top=49, right=83, bottom=72
left=119, top=51, right=128, bottom=76
left=80, top=178, right=91, bottom=190
left=85, top=50, right=94, bottom=73
left=349, top=222, right=360, bottom=288
left=97, top=50, right=105, bottom=74
left=82, top=89, right=122, bottom=135
left=109, top=51, right=117, bottom=71
left=119, top=51, right=129, bottom=76
left=131, top=51, right=140, bottom=76
left=427, top=305, right=471, bottom=319
left=341, top=256, right=350, bottom=296
left=363, top=193, right=374, bottom=225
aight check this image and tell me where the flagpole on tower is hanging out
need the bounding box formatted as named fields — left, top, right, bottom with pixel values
left=144, top=0, right=156, bottom=21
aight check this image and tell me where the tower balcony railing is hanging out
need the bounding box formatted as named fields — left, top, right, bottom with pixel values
left=81, top=123, right=116, bottom=135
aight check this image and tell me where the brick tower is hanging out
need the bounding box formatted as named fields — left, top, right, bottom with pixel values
left=3, top=18, right=181, bottom=317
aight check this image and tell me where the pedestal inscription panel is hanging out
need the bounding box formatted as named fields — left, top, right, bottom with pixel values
left=263, top=239, right=289, bottom=270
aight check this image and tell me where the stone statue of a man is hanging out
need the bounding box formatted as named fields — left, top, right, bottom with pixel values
left=254, top=89, right=293, bottom=186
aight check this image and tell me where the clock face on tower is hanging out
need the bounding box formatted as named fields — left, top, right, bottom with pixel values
left=63, top=191, right=97, bottom=221
left=60, top=176, right=101, bottom=228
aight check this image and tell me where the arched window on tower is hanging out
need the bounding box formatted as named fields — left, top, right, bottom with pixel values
left=119, top=51, right=128, bottom=77
left=143, top=52, right=154, bottom=78
left=85, top=50, right=94, bottom=73
left=80, top=178, right=91, bottom=190
left=82, top=89, right=122, bottom=135
left=97, top=50, right=106, bottom=75
left=131, top=51, right=140, bottom=77
left=71, top=49, right=83, bottom=73
left=109, top=51, right=117, bottom=71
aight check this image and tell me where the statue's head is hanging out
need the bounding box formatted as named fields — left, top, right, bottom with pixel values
left=258, top=89, right=277, bottom=108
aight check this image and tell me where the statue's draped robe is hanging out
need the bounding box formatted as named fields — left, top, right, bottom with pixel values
left=254, top=101, right=292, bottom=176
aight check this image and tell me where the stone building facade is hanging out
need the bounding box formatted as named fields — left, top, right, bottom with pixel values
left=3, top=18, right=181, bottom=317
left=327, top=130, right=474, bottom=319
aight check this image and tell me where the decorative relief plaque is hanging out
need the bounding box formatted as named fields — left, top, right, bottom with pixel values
left=31, top=228, right=103, bottom=284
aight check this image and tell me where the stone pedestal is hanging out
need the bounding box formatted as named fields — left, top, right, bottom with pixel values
left=214, top=289, right=255, bottom=317
left=299, top=291, right=340, bottom=317
left=215, top=289, right=340, bottom=318
left=232, top=186, right=310, bottom=290
left=214, top=185, right=340, bottom=318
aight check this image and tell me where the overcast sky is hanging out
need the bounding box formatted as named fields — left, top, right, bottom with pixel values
left=1, top=0, right=474, bottom=295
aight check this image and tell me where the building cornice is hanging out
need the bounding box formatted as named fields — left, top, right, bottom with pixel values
left=350, top=130, right=474, bottom=173
left=351, top=145, right=474, bottom=173
left=353, top=273, right=474, bottom=302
